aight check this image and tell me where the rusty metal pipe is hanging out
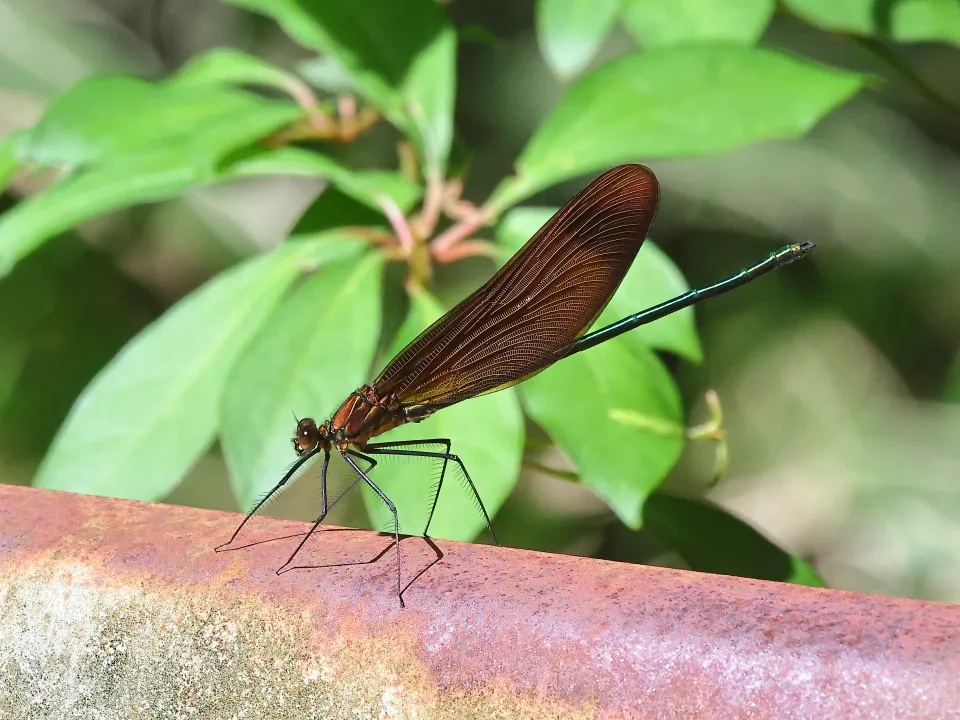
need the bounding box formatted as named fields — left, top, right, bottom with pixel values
left=0, top=483, right=958, bottom=719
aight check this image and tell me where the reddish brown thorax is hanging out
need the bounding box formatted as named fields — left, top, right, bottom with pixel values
left=329, top=384, right=405, bottom=449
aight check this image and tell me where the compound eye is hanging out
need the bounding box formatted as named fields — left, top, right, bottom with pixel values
left=293, top=418, right=321, bottom=455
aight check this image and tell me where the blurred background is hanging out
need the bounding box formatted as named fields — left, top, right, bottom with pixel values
left=1, top=0, right=959, bottom=604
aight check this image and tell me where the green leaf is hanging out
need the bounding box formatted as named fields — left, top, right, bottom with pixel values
left=16, top=76, right=302, bottom=169
left=643, top=493, right=827, bottom=587
left=489, top=45, right=864, bottom=211
left=220, top=250, right=384, bottom=508
left=781, top=0, right=878, bottom=33
left=403, top=24, right=456, bottom=174
left=458, top=24, right=504, bottom=48
left=297, top=55, right=359, bottom=95
left=222, top=0, right=402, bottom=110
left=0, top=340, right=29, bottom=418
left=33, top=237, right=363, bottom=501
left=223, top=0, right=456, bottom=172
left=944, top=352, right=960, bottom=404
left=784, top=0, right=960, bottom=46
left=621, top=0, right=774, bottom=47
left=498, top=207, right=701, bottom=361
left=894, top=0, right=960, bottom=45
left=0, top=130, right=22, bottom=192
left=227, top=146, right=421, bottom=211
left=0, top=240, right=161, bottom=456
left=0, top=151, right=206, bottom=277
left=0, top=143, right=407, bottom=278
left=536, top=0, right=620, bottom=80
left=521, top=338, right=683, bottom=528
left=290, top=187, right=390, bottom=238
left=170, top=47, right=310, bottom=97
left=0, top=76, right=304, bottom=275
left=364, top=287, right=524, bottom=541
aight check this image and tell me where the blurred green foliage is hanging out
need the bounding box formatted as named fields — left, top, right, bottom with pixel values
left=1, top=0, right=959, bottom=601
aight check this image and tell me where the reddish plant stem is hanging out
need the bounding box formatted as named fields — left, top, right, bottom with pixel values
left=379, top=198, right=416, bottom=258
left=430, top=205, right=494, bottom=257
left=441, top=178, right=479, bottom=221
left=412, top=172, right=445, bottom=240
left=432, top=239, right=497, bottom=263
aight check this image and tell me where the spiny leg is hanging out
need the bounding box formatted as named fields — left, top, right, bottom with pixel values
left=361, top=439, right=451, bottom=539
left=277, top=450, right=332, bottom=572
left=364, top=443, right=500, bottom=546
left=216, top=447, right=320, bottom=551
left=342, top=450, right=404, bottom=608
left=276, top=451, right=374, bottom=572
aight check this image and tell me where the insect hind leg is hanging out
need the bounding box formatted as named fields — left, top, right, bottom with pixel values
left=364, top=440, right=500, bottom=546
left=343, top=450, right=404, bottom=608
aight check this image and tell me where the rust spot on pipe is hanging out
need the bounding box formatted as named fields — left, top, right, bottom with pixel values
left=0, top=484, right=958, bottom=718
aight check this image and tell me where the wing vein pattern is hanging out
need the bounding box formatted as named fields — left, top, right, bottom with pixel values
left=375, top=164, right=659, bottom=408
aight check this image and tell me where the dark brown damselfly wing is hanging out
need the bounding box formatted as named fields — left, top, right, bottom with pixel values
left=374, top=164, right=659, bottom=409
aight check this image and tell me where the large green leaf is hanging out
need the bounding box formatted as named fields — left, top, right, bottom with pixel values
left=33, top=236, right=364, bottom=500
left=0, top=143, right=407, bottom=278
left=363, top=287, right=524, bottom=541
left=220, top=250, right=384, bottom=508
left=0, top=339, right=28, bottom=419
left=521, top=338, right=683, bottom=528
left=893, top=0, right=960, bottom=45
left=289, top=187, right=390, bottom=238
left=489, top=45, right=863, bottom=211
left=0, top=240, right=160, bottom=457
left=0, top=77, right=304, bottom=276
left=536, top=0, right=620, bottom=80
left=170, top=47, right=309, bottom=96
left=403, top=24, right=456, bottom=175
left=621, top=0, right=774, bottom=47
left=945, top=352, right=960, bottom=404
left=0, top=151, right=207, bottom=277
left=15, top=76, right=302, bottom=169
left=497, top=207, right=701, bottom=361
left=644, top=493, right=826, bottom=586
left=0, top=130, right=21, bottom=192
left=784, top=0, right=960, bottom=46
left=297, top=55, right=359, bottom=95
left=224, top=0, right=456, bottom=172
left=227, top=146, right=421, bottom=212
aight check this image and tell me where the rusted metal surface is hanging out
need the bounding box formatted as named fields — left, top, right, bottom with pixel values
left=0, top=483, right=958, bottom=719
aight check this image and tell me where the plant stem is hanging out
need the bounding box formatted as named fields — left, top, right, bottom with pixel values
left=686, top=389, right=725, bottom=441
left=412, top=172, right=445, bottom=239
left=379, top=198, right=415, bottom=257
left=430, top=204, right=495, bottom=257
left=433, top=239, right=497, bottom=263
